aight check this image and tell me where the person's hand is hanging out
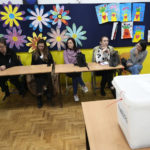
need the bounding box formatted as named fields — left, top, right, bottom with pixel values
left=0, top=65, right=6, bottom=71
left=102, top=48, right=109, bottom=53
left=126, top=63, right=132, bottom=67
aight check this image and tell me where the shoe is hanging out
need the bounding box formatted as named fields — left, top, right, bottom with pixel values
left=74, top=95, right=79, bottom=102
left=2, top=93, right=10, bottom=101
left=100, top=89, right=106, bottom=96
left=82, top=86, right=88, bottom=93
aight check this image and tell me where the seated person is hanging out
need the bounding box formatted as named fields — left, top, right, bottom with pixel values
left=126, top=40, right=147, bottom=74
left=0, top=37, right=25, bottom=101
left=63, top=37, right=88, bottom=102
left=92, top=36, right=115, bottom=97
left=32, top=39, right=54, bottom=108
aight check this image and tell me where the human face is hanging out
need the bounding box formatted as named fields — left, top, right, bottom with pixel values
left=67, top=40, right=74, bottom=49
left=136, top=43, right=142, bottom=52
left=0, top=43, right=7, bottom=55
left=100, top=37, right=109, bottom=48
left=37, top=43, right=45, bottom=52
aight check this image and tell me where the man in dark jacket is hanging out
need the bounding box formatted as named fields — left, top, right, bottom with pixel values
left=0, top=37, right=25, bottom=101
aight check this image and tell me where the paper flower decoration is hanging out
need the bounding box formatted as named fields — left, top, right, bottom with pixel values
left=0, top=2, right=25, bottom=28
left=4, top=27, right=27, bottom=49
left=50, top=4, right=71, bottom=28
left=66, top=23, right=87, bottom=46
left=26, top=5, right=51, bottom=32
left=26, top=32, right=50, bottom=53
left=47, top=28, right=68, bottom=50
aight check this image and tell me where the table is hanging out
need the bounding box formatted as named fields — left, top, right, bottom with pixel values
left=0, top=64, right=52, bottom=76
left=55, top=62, right=124, bottom=73
left=82, top=100, right=150, bottom=150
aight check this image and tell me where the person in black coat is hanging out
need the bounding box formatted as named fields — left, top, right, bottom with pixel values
left=0, top=37, right=25, bottom=101
left=31, top=39, right=54, bottom=108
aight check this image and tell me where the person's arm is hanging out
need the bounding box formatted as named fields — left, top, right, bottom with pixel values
left=63, top=50, right=70, bottom=64
left=5, top=51, right=21, bottom=68
left=138, top=51, right=148, bottom=65
left=31, top=53, right=37, bottom=65
left=127, top=48, right=135, bottom=66
left=47, top=52, right=54, bottom=66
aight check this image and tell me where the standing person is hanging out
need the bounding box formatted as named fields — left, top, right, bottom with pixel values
left=32, top=39, right=54, bottom=108
left=63, top=38, right=88, bottom=102
left=127, top=40, right=147, bottom=74
left=92, top=36, right=115, bottom=96
left=0, top=37, right=25, bottom=101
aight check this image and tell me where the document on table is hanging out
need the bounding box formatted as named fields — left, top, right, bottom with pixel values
left=100, top=61, right=109, bottom=65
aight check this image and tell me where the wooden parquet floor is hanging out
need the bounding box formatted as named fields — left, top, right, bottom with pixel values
left=0, top=86, right=114, bottom=150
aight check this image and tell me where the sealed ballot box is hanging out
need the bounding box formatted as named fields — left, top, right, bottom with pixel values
left=112, top=74, right=150, bottom=149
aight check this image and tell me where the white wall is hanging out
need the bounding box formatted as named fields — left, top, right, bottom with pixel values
left=0, top=0, right=150, bottom=4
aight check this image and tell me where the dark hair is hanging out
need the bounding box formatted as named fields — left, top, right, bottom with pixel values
left=100, top=36, right=109, bottom=42
left=0, top=37, right=7, bottom=46
left=66, top=37, right=78, bottom=51
left=34, top=39, right=49, bottom=61
left=138, top=40, right=147, bottom=51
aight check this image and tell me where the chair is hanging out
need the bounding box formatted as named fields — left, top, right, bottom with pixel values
left=65, top=75, right=73, bottom=95
left=91, top=72, right=102, bottom=95
left=120, top=52, right=130, bottom=75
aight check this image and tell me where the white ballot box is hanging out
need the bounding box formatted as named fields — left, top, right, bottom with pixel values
left=112, top=74, right=150, bottom=149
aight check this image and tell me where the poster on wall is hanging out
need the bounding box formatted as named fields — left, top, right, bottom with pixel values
left=148, top=30, right=150, bottom=43
left=132, top=25, right=145, bottom=43
left=121, top=22, right=133, bottom=39
left=111, top=22, right=118, bottom=40
left=95, top=4, right=108, bottom=24
left=120, top=3, right=131, bottom=22
left=108, top=3, right=120, bottom=22
left=132, top=3, right=145, bottom=22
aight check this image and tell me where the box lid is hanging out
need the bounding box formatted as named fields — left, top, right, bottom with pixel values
left=112, top=74, right=150, bottom=107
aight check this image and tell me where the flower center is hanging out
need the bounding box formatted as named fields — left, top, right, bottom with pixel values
left=37, top=16, right=42, bottom=21
left=57, top=14, right=62, bottom=19
left=56, top=36, right=61, bottom=42
left=12, top=36, right=18, bottom=42
left=9, top=13, right=15, bottom=19
left=72, top=34, right=77, bottom=39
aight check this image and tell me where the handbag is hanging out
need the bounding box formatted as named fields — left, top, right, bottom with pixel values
left=109, top=51, right=120, bottom=67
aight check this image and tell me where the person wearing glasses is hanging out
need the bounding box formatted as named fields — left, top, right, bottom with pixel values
left=127, top=40, right=147, bottom=74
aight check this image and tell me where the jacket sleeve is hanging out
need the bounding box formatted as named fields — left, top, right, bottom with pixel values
left=31, top=53, right=37, bottom=65
left=63, top=50, right=69, bottom=64
left=127, top=48, right=135, bottom=65
left=48, top=52, right=54, bottom=66
left=138, top=51, right=147, bottom=65
left=5, top=51, right=21, bottom=68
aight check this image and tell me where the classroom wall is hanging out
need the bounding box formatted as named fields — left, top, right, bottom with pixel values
left=17, top=46, right=150, bottom=84
left=1, top=0, right=150, bottom=4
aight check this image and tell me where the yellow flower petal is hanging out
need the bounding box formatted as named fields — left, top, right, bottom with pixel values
left=5, top=19, right=10, bottom=25
left=43, top=37, right=47, bottom=40
left=0, top=11, right=8, bottom=16
left=15, top=16, right=23, bottom=21
left=29, top=48, right=34, bottom=53
left=10, top=19, right=13, bottom=27
left=14, top=19, right=19, bottom=27
left=39, top=33, right=42, bottom=38
left=8, top=4, right=13, bottom=13
left=47, top=43, right=50, bottom=46
left=27, top=37, right=33, bottom=42
left=1, top=16, right=8, bottom=21
left=33, top=32, right=37, bottom=38
left=4, top=6, right=10, bottom=14
left=13, top=6, right=19, bottom=14
left=15, top=12, right=22, bottom=17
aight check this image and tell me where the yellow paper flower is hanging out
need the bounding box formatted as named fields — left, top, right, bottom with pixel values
left=0, top=2, right=25, bottom=28
left=26, top=32, right=50, bottom=53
